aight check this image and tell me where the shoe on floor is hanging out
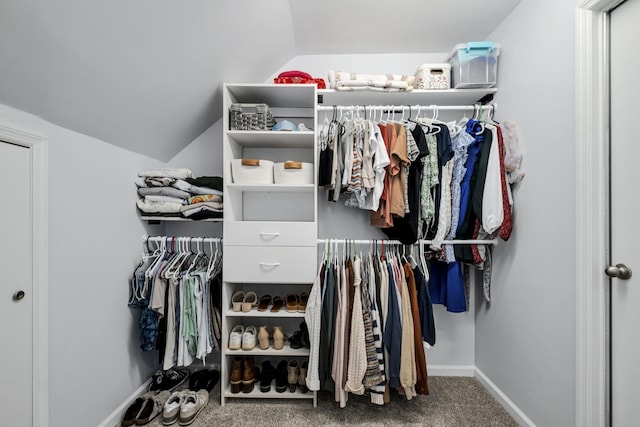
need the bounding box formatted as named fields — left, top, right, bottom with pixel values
left=135, top=390, right=170, bottom=425
left=121, top=396, right=145, bottom=426
left=149, top=368, right=190, bottom=392
left=178, top=390, right=209, bottom=426
left=201, top=369, right=220, bottom=392
left=162, top=390, right=185, bottom=426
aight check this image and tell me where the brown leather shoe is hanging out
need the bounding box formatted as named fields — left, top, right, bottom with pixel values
left=230, top=357, right=243, bottom=394
left=242, top=357, right=255, bottom=393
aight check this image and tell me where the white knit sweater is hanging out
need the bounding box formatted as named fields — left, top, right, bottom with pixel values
left=305, top=265, right=323, bottom=391
left=345, top=257, right=367, bottom=395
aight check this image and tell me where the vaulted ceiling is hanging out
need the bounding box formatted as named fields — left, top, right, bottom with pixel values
left=0, top=0, right=521, bottom=161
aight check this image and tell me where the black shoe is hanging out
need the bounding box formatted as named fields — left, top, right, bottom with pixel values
left=188, top=370, right=206, bottom=391
left=300, top=321, right=310, bottom=348
left=275, top=360, right=288, bottom=393
left=289, top=323, right=310, bottom=350
left=149, top=368, right=189, bottom=392
left=191, top=369, right=220, bottom=392
left=201, top=369, right=220, bottom=392
left=260, top=361, right=276, bottom=392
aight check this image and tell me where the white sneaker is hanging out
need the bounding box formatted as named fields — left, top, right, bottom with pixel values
left=228, top=325, right=244, bottom=350
left=162, top=390, right=185, bottom=425
left=178, top=390, right=209, bottom=426
left=242, top=325, right=257, bottom=350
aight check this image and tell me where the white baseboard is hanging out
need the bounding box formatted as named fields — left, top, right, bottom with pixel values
left=429, top=364, right=476, bottom=377
left=98, top=379, right=152, bottom=427
left=474, top=367, right=536, bottom=427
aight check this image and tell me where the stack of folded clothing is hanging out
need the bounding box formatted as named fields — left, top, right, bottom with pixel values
left=181, top=176, right=223, bottom=220
left=136, top=169, right=223, bottom=220
left=328, top=70, right=415, bottom=92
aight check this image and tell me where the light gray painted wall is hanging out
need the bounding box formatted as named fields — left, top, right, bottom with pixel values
left=0, top=104, right=167, bottom=427
left=475, top=1, right=577, bottom=426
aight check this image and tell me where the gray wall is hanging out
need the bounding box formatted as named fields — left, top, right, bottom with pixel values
left=476, top=0, right=577, bottom=426
left=0, top=103, right=168, bottom=427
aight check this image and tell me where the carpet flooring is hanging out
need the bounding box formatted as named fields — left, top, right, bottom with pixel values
left=145, top=376, right=518, bottom=427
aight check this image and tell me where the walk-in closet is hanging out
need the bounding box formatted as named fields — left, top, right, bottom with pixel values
left=1, top=0, right=609, bottom=426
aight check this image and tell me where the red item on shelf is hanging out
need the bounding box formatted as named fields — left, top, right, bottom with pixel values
left=274, top=70, right=326, bottom=89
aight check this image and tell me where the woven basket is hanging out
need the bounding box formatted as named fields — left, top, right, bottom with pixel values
left=229, top=103, right=275, bottom=131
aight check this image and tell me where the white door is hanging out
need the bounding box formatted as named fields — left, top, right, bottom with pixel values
left=0, top=141, right=33, bottom=426
left=609, top=1, right=640, bottom=425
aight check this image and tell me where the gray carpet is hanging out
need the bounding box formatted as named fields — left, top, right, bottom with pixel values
left=146, top=376, right=517, bottom=427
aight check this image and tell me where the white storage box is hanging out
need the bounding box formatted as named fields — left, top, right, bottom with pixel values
left=446, top=42, right=500, bottom=89
left=231, top=159, right=274, bottom=184
left=273, top=161, right=313, bottom=185
left=415, top=63, right=451, bottom=89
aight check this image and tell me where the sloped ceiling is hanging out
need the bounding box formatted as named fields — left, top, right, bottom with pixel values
left=0, top=0, right=520, bottom=162
left=290, top=0, right=522, bottom=54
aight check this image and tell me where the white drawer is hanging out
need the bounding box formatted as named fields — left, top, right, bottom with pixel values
left=223, top=246, right=317, bottom=283
left=224, top=222, right=316, bottom=246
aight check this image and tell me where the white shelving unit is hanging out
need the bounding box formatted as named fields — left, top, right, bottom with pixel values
left=221, top=83, right=318, bottom=406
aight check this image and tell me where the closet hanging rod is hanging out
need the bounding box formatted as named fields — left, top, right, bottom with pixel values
left=316, top=104, right=496, bottom=113
left=142, top=235, right=222, bottom=244
left=317, top=238, right=497, bottom=246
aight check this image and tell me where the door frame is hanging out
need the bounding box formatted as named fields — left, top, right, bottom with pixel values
left=0, top=123, right=49, bottom=426
left=576, top=0, right=625, bottom=425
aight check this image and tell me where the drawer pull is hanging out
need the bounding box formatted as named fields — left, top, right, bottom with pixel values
left=259, top=262, right=281, bottom=267
left=259, top=232, right=281, bottom=240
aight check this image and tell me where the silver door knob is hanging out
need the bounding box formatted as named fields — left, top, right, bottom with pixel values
left=605, top=263, right=632, bottom=280
left=13, top=290, right=25, bottom=301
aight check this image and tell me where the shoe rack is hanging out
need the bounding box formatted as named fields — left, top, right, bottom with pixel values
left=221, top=83, right=318, bottom=407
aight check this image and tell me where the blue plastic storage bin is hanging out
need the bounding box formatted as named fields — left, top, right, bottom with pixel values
left=446, top=42, right=501, bottom=89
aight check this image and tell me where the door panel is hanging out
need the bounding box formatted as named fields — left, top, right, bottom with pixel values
left=610, top=1, right=640, bottom=424
left=0, top=141, right=33, bottom=425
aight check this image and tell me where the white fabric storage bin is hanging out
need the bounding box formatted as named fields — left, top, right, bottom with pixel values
left=273, top=161, right=313, bottom=185
left=231, top=159, right=274, bottom=184
left=415, top=63, right=451, bottom=89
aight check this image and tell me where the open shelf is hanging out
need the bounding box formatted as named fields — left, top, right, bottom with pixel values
left=223, top=383, right=315, bottom=400
left=226, top=184, right=315, bottom=193
left=225, top=309, right=306, bottom=318
left=140, top=216, right=223, bottom=223
left=226, top=130, right=315, bottom=147
left=225, top=341, right=310, bottom=357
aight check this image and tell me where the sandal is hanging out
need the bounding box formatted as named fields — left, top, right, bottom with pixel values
left=257, top=294, right=272, bottom=312
left=298, top=292, right=309, bottom=313
left=270, top=296, right=284, bottom=313
left=285, top=294, right=299, bottom=313
left=231, top=291, right=245, bottom=312
left=242, top=291, right=258, bottom=313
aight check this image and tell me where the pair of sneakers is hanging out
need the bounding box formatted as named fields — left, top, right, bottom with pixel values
left=228, top=325, right=257, bottom=350
left=162, top=369, right=219, bottom=426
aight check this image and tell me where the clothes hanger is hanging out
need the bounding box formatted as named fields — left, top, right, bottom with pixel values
left=185, top=237, right=204, bottom=276
left=205, top=239, right=216, bottom=280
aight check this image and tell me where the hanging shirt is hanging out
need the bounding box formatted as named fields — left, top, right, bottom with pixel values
left=362, top=121, right=390, bottom=211
left=482, top=124, right=504, bottom=234
left=444, top=125, right=475, bottom=262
